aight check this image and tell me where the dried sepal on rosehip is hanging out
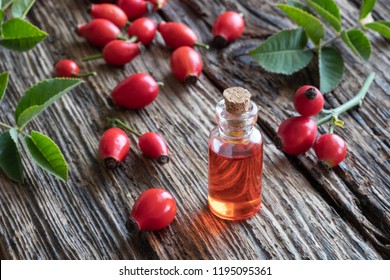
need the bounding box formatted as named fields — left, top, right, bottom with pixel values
left=126, top=188, right=177, bottom=234
left=212, top=11, right=245, bottom=48
left=314, top=133, right=347, bottom=168
left=294, top=85, right=324, bottom=117
left=98, top=127, right=130, bottom=169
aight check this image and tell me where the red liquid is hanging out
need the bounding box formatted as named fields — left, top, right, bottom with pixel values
left=208, top=141, right=263, bottom=220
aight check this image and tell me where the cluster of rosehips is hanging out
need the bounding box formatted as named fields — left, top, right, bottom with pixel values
left=276, top=85, right=347, bottom=168
left=54, top=0, right=246, bottom=233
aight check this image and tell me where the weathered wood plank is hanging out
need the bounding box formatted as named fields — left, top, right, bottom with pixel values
left=0, top=0, right=388, bottom=260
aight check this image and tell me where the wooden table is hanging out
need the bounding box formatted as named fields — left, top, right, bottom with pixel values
left=0, top=0, right=389, bottom=260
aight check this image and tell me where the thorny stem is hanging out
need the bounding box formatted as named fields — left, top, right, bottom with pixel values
left=107, top=118, right=142, bottom=138
left=0, top=122, right=29, bottom=137
left=316, top=72, right=376, bottom=126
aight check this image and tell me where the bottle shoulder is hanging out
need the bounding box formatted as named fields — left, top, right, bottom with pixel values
left=209, top=127, right=263, bottom=158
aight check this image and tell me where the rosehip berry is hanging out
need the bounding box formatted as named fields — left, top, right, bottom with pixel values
left=294, top=85, right=324, bottom=117
left=91, top=0, right=116, bottom=3
left=127, top=17, right=156, bottom=45
left=212, top=11, right=245, bottom=48
left=89, top=3, right=128, bottom=28
left=158, top=22, right=209, bottom=49
left=146, top=0, right=166, bottom=10
left=103, top=40, right=141, bottom=66
left=54, top=60, right=80, bottom=78
left=170, top=46, right=203, bottom=84
left=111, top=73, right=159, bottom=109
left=314, top=134, right=347, bottom=168
left=77, top=19, right=121, bottom=47
left=99, top=128, right=130, bottom=169
left=126, top=188, right=177, bottom=234
left=139, top=132, right=169, bottom=164
left=276, top=116, right=318, bottom=155
left=54, top=59, right=97, bottom=78
left=117, top=0, right=152, bottom=21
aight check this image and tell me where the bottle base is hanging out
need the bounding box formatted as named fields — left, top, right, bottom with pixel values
left=208, top=195, right=260, bottom=221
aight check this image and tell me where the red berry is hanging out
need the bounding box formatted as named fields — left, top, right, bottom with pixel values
left=314, top=134, right=347, bottom=168
left=103, top=40, right=141, bottom=66
left=99, top=128, right=130, bottom=169
left=294, top=85, right=324, bottom=117
left=212, top=11, right=245, bottom=48
left=77, top=19, right=120, bottom=47
left=170, top=46, right=203, bottom=84
left=158, top=22, right=208, bottom=49
left=139, top=132, right=169, bottom=164
left=90, top=3, right=128, bottom=28
left=117, top=0, right=152, bottom=21
left=146, top=0, right=166, bottom=10
left=276, top=116, right=318, bottom=155
left=54, top=60, right=80, bottom=78
left=91, top=0, right=116, bottom=3
left=126, top=188, right=176, bottom=233
left=127, top=17, right=156, bottom=45
left=111, top=73, right=159, bottom=109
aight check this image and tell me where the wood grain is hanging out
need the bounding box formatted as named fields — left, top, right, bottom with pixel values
left=0, top=0, right=388, bottom=259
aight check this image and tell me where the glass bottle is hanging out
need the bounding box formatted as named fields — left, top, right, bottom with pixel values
left=208, top=87, right=263, bottom=220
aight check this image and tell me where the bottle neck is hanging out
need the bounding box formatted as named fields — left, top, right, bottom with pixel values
left=216, top=100, right=258, bottom=138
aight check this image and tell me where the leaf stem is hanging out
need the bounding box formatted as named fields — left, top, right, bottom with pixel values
left=82, top=53, right=103, bottom=62
left=317, top=72, right=375, bottom=126
left=107, top=118, right=142, bottom=138
left=0, top=121, right=29, bottom=137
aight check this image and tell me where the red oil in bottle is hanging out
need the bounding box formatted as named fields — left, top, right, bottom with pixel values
left=208, top=140, right=263, bottom=220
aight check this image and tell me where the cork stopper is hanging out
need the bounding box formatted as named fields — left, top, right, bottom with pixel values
left=223, top=87, right=251, bottom=114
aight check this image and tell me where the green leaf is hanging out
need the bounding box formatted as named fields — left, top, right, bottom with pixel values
left=306, top=0, right=341, bottom=32
left=0, top=128, right=24, bottom=183
left=365, top=21, right=390, bottom=39
left=360, top=0, right=376, bottom=20
left=319, top=47, right=344, bottom=93
left=11, top=0, right=35, bottom=18
left=287, top=1, right=315, bottom=15
left=277, top=4, right=325, bottom=45
left=0, top=18, right=47, bottom=52
left=0, top=9, right=3, bottom=24
left=341, top=29, right=371, bottom=61
left=0, top=72, right=8, bottom=103
left=15, top=78, right=83, bottom=129
left=248, top=28, right=314, bottom=75
left=1, top=0, right=13, bottom=9
left=24, top=131, right=68, bottom=181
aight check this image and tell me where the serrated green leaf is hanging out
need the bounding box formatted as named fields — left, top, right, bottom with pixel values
left=0, top=18, right=47, bottom=51
left=15, top=78, right=82, bottom=129
left=287, top=1, right=315, bottom=15
left=341, top=29, right=371, bottom=61
left=0, top=72, right=8, bottom=103
left=248, top=28, right=314, bottom=75
left=11, top=0, right=35, bottom=18
left=277, top=4, right=325, bottom=45
left=306, top=0, right=341, bottom=32
left=24, top=131, right=68, bottom=181
left=319, top=47, right=344, bottom=93
left=365, top=21, right=390, bottom=39
left=0, top=128, right=24, bottom=183
left=360, top=0, right=377, bottom=20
